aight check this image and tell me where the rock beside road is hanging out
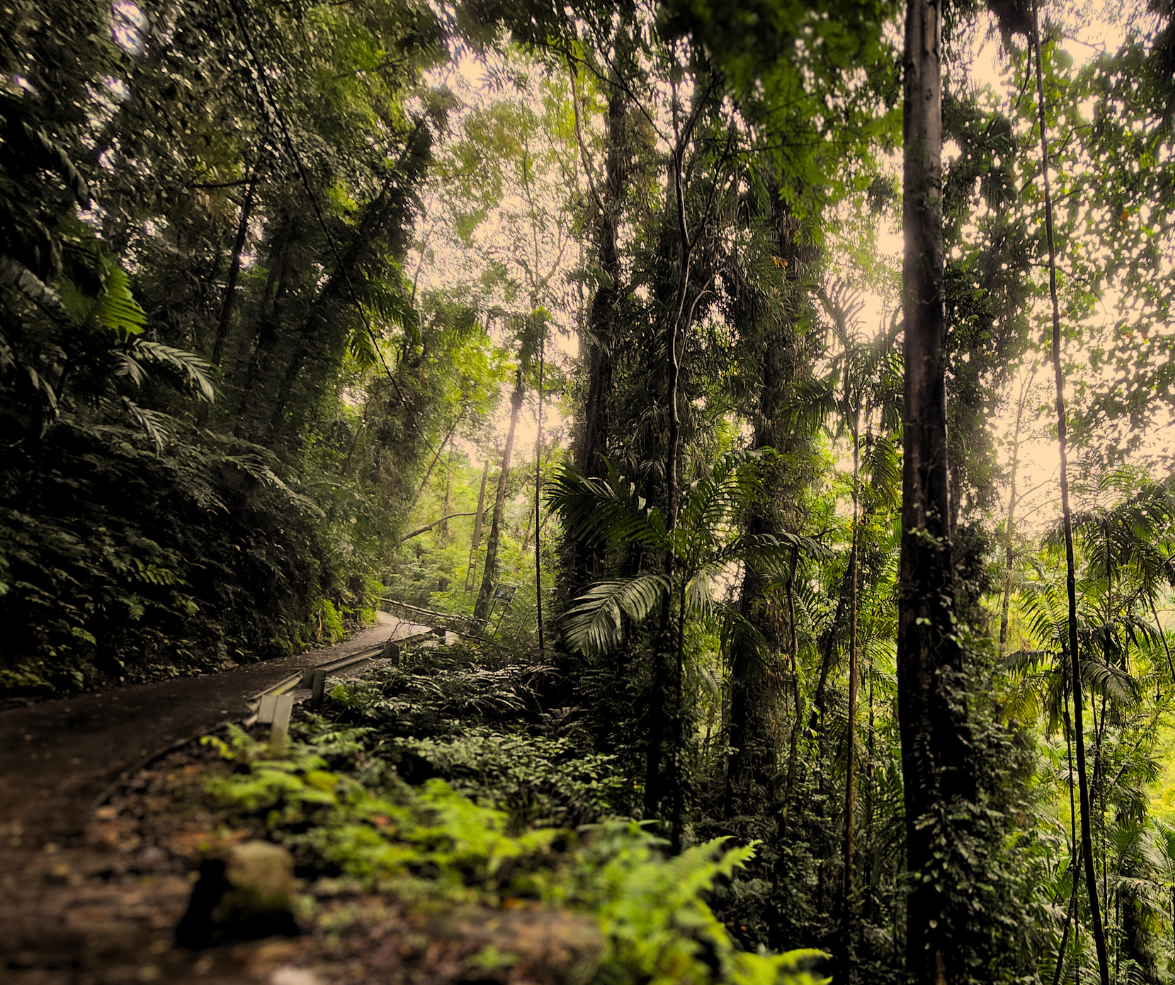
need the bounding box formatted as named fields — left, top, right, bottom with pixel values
left=176, top=840, right=299, bottom=949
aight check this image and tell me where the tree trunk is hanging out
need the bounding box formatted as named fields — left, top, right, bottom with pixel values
left=842, top=413, right=861, bottom=958
left=533, top=338, right=546, bottom=657
left=464, top=467, right=489, bottom=592
left=726, top=185, right=811, bottom=819
left=439, top=447, right=454, bottom=544
left=999, top=368, right=1035, bottom=658
left=474, top=371, right=525, bottom=625
left=567, top=36, right=629, bottom=597
left=898, top=2, right=977, bottom=982
left=571, top=41, right=626, bottom=482
left=782, top=544, right=804, bottom=825
left=210, top=173, right=257, bottom=370
left=1030, top=5, right=1111, bottom=981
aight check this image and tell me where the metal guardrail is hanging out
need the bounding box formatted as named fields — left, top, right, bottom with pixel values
left=245, top=643, right=390, bottom=747
left=380, top=597, right=477, bottom=634
left=245, top=606, right=478, bottom=750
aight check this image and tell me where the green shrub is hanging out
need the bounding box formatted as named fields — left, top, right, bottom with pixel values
left=202, top=726, right=825, bottom=985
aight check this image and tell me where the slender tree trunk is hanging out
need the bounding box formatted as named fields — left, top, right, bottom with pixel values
left=474, top=372, right=525, bottom=625
left=234, top=212, right=299, bottom=438
left=999, top=367, right=1035, bottom=657
left=534, top=337, right=545, bottom=658
left=409, top=414, right=463, bottom=513
left=465, top=467, right=489, bottom=592
left=1031, top=5, right=1111, bottom=981
left=782, top=545, right=804, bottom=826
left=210, top=174, right=258, bottom=370
left=842, top=414, right=861, bottom=965
left=898, top=3, right=977, bottom=982
left=439, top=447, right=454, bottom=544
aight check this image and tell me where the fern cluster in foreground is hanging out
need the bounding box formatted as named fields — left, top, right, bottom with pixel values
left=202, top=723, right=826, bottom=985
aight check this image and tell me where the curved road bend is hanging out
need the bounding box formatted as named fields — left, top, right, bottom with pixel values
left=0, top=612, right=423, bottom=851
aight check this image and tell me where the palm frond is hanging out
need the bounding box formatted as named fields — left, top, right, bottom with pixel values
left=861, top=432, right=900, bottom=507
left=560, top=574, right=673, bottom=654
left=780, top=376, right=838, bottom=434
left=120, top=397, right=170, bottom=454
left=0, top=255, right=69, bottom=320
left=222, top=453, right=324, bottom=518
left=19, top=119, right=91, bottom=206
left=545, top=459, right=667, bottom=549
left=95, top=266, right=146, bottom=335
left=129, top=341, right=215, bottom=401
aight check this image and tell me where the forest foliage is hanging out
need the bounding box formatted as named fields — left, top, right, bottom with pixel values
left=7, top=0, right=1175, bottom=982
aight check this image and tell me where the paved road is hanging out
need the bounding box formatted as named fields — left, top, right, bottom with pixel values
left=0, top=614, right=445, bottom=978
left=0, top=613, right=428, bottom=850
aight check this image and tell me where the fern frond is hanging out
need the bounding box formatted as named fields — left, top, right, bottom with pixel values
left=95, top=266, right=146, bottom=336
left=546, top=459, right=667, bottom=549
left=120, top=397, right=169, bottom=454
left=20, top=120, right=91, bottom=206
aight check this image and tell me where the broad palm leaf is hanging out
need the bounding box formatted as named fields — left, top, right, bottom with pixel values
left=548, top=451, right=824, bottom=655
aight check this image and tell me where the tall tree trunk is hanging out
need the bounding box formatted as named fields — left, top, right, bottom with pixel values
left=842, top=412, right=861, bottom=965
left=898, top=2, right=977, bottom=983
left=409, top=411, right=464, bottom=513
left=726, top=186, right=810, bottom=819
left=534, top=337, right=545, bottom=658
left=569, top=37, right=626, bottom=481
left=439, top=448, right=454, bottom=546
left=999, top=367, right=1035, bottom=657
left=464, top=467, right=489, bottom=592
left=566, top=33, right=630, bottom=598
left=210, top=173, right=258, bottom=370
left=234, top=211, right=300, bottom=438
left=474, top=372, right=525, bottom=625
left=782, top=544, right=804, bottom=824
left=1030, top=5, right=1111, bottom=981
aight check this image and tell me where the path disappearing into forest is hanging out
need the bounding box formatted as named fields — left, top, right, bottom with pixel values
left=0, top=612, right=429, bottom=852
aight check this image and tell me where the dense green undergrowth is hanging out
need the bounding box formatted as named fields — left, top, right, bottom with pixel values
left=203, top=719, right=825, bottom=985
left=0, top=420, right=384, bottom=696
left=189, top=636, right=827, bottom=983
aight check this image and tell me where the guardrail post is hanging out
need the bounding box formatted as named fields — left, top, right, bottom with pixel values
left=309, top=669, right=326, bottom=710
left=268, top=694, right=295, bottom=756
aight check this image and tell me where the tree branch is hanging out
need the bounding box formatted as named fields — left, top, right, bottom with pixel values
left=399, top=512, right=476, bottom=544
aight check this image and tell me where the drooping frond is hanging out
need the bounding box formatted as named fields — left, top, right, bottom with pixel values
left=560, top=574, right=673, bottom=655
left=120, top=398, right=170, bottom=455
left=675, top=451, right=766, bottom=566
left=861, top=432, right=900, bottom=507
left=0, top=256, right=70, bottom=320
left=15, top=116, right=91, bottom=206
left=780, top=376, right=838, bottom=435
left=220, top=453, right=324, bottom=518
left=1080, top=658, right=1141, bottom=711
left=128, top=341, right=215, bottom=402
left=545, top=459, right=667, bottom=549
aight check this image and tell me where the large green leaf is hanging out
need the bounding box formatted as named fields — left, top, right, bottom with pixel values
left=561, top=574, right=673, bottom=655
left=546, top=459, right=667, bottom=550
